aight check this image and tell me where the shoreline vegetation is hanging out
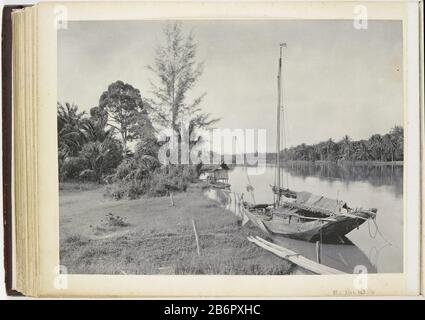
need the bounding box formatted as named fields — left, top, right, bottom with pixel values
left=60, top=183, right=294, bottom=275
left=283, top=160, right=404, bottom=166
left=236, top=159, right=403, bottom=167
left=270, top=127, right=404, bottom=164
left=57, top=23, right=216, bottom=200
left=273, top=160, right=403, bottom=166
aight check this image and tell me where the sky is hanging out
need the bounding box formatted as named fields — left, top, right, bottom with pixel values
left=58, top=20, right=403, bottom=152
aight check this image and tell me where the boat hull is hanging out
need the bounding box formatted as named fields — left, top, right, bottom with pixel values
left=243, top=207, right=368, bottom=243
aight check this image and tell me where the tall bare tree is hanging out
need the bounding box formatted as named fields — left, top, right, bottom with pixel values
left=147, top=22, right=219, bottom=162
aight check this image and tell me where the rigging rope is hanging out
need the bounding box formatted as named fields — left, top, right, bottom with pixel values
left=367, top=217, right=392, bottom=246
left=367, top=218, right=378, bottom=239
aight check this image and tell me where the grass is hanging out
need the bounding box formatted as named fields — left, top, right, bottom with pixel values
left=59, top=181, right=103, bottom=191
left=60, top=184, right=293, bottom=275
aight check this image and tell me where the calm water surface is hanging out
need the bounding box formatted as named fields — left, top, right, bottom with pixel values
left=206, top=163, right=403, bottom=274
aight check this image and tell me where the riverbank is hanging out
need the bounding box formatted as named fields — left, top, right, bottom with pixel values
left=265, top=160, right=403, bottom=166
left=60, top=183, right=293, bottom=275
left=291, top=160, right=403, bottom=166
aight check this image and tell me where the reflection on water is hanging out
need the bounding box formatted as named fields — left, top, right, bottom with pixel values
left=205, top=163, right=403, bottom=274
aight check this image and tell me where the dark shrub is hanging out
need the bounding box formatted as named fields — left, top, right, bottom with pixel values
left=106, top=164, right=199, bottom=199
left=79, top=139, right=123, bottom=182
left=60, top=157, right=88, bottom=181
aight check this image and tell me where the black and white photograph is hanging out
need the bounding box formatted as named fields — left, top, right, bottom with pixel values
left=57, top=19, right=404, bottom=276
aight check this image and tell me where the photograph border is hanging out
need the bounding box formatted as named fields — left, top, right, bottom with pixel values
left=34, top=0, right=421, bottom=297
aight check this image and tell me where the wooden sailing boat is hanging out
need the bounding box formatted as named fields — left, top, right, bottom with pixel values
left=242, top=44, right=378, bottom=243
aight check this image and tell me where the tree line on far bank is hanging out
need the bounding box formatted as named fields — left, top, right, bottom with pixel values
left=278, top=126, right=403, bottom=163
left=58, top=23, right=218, bottom=199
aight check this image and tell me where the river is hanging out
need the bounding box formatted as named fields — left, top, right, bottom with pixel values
left=205, top=163, right=403, bottom=274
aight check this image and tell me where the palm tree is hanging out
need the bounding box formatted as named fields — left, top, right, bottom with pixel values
left=57, top=102, right=86, bottom=162
left=313, top=143, right=324, bottom=161
left=369, top=134, right=385, bottom=161
left=383, top=134, right=396, bottom=162
left=353, top=140, right=370, bottom=161
left=78, top=138, right=124, bottom=182
left=390, top=126, right=403, bottom=161
left=340, top=135, right=352, bottom=160
left=81, top=117, right=114, bottom=143
left=297, top=143, right=308, bottom=160
left=326, top=138, right=337, bottom=162
left=306, top=145, right=316, bottom=161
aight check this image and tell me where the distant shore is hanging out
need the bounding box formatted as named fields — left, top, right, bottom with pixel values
left=232, top=159, right=403, bottom=168
left=280, top=160, right=404, bottom=166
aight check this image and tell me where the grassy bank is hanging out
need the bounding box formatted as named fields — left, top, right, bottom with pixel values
left=60, top=184, right=293, bottom=275
left=59, top=181, right=103, bottom=191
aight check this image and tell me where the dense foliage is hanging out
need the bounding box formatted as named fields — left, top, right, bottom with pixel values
left=58, top=81, right=200, bottom=197
left=58, top=23, right=218, bottom=198
left=98, top=81, right=150, bottom=154
left=58, top=102, right=125, bottom=182
left=105, top=164, right=199, bottom=200
left=280, top=126, right=403, bottom=162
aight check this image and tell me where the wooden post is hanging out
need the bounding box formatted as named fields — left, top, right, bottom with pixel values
left=316, top=240, right=321, bottom=264
left=234, top=192, right=237, bottom=214
left=170, top=192, right=174, bottom=206
left=192, top=219, right=201, bottom=256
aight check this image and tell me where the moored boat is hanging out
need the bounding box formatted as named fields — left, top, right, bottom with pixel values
left=242, top=43, right=378, bottom=242
left=242, top=191, right=377, bottom=242
left=199, top=162, right=231, bottom=190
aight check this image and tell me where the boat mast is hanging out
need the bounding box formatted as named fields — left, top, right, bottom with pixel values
left=276, top=43, right=285, bottom=205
